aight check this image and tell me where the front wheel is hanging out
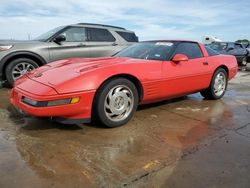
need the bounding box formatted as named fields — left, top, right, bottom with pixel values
left=5, top=58, right=39, bottom=86
left=92, top=78, right=139, bottom=128
left=200, top=68, right=228, bottom=100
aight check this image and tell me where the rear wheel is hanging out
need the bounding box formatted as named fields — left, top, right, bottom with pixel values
left=92, top=78, right=138, bottom=128
left=5, top=58, right=39, bottom=86
left=200, top=68, right=228, bottom=100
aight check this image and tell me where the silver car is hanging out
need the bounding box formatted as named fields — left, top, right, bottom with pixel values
left=0, top=23, right=138, bottom=86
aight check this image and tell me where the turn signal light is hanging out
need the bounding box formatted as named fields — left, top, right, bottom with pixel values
left=70, top=97, right=80, bottom=104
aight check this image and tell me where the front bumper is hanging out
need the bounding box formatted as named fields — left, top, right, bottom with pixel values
left=10, top=87, right=95, bottom=124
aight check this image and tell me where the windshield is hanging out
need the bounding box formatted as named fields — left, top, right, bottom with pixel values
left=115, top=42, right=175, bottom=61
left=208, top=42, right=228, bottom=51
left=34, top=26, right=65, bottom=41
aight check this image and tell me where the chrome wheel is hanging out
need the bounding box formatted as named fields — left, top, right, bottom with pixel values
left=104, top=85, right=134, bottom=122
left=213, top=72, right=226, bottom=97
left=12, top=62, right=36, bottom=80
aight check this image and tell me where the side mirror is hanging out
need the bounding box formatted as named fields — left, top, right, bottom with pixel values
left=172, top=54, right=189, bottom=63
left=227, top=47, right=234, bottom=52
left=54, top=35, right=66, bottom=44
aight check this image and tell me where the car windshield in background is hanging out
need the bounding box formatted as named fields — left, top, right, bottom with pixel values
left=205, top=46, right=220, bottom=56
left=208, top=42, right=228, bottom=51
left=34, top=26, right=65, bottom=41
left=115, top=42, right=174, bottom=61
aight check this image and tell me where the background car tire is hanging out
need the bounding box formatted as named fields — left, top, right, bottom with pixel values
left=239, top=56, right=247, bottom=66
left=92, top=78, right=139, bottom=128
left=200, top=68, right=228, bottom=100
left=5, top=58, right=39, bottom=87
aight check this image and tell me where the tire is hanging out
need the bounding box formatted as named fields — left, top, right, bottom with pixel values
left=239, top=56, right=247, bottom=66
left=5, top=58, right=39, bottom=87
left=92, top=78, right=139, bottom=128
left=200, top=68, right=228, bottom=100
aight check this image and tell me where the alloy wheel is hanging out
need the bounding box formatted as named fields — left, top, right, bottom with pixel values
left=12, top=62, right=36, bottom=80
left=213, top=72, right=226, bottom=97
left=104, top=85, right=134, bottom=122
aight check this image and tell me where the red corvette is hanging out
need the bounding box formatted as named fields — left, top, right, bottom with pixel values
left=10, top=41, right=238, bottom=127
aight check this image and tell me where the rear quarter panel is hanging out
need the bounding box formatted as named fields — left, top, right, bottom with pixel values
left=206, top=55, right=238, bottom=80
left=199, top=43, right=237, bottom=80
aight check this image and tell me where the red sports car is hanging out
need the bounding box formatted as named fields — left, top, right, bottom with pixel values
left=10, top=41, right=238, bottom=127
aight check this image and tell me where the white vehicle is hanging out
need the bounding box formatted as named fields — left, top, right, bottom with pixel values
left=202, top=36, right=222, bottom=44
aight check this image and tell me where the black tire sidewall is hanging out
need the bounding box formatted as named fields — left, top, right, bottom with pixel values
left=5, top=58, right=39, bottom=86
left=209, top=68, right=228, bottom=99
left=93, top=78, right=139, bottom=128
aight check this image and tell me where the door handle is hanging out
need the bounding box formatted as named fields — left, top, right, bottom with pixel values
left=203, top=62, right=209, bottom=65
left=112, top=43, right=118, bottom=46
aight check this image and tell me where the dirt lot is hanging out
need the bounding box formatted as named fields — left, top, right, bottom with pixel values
left=0, top=71, right=250, bottom=188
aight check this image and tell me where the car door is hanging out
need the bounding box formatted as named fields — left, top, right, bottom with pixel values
left=161, top=42, right=212, bottom=98
left=85, top=27, right=125, bottom=57
left=48, top=26, right=91, bottom=61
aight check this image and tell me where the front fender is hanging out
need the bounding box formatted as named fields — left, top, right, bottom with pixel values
left=0, top=51, right=47, bottom=80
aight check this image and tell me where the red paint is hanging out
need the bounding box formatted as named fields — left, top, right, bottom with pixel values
left=172, top=54, right=189, bottom=62
left=10, top=42, right=238, bottom=121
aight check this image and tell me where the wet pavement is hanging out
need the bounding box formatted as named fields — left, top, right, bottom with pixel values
left=0, top=71, right=250, bottom=188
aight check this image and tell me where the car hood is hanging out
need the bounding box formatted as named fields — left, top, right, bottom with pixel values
left=26, top=57, right=137, bottom=91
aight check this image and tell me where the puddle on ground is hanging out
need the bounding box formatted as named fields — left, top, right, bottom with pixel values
left=0, top=72, right=249, bottom=187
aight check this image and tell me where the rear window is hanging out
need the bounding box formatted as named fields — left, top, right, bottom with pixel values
left=87, top=28, right=115, bottom=42
left=116, top=31, right=138, bottom=42
left=205, top=46, right=220, bottom=56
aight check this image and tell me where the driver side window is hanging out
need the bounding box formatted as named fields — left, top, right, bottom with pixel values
left=173, top=42, right=203, bottom=59
left=61, top=27, right=86, bottom=42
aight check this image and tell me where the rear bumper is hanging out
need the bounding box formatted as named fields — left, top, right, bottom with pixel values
left=10, top=87, right=96, bottom=124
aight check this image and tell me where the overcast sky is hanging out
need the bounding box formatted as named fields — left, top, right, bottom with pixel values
left=0, top=0, right=250, bottom=41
